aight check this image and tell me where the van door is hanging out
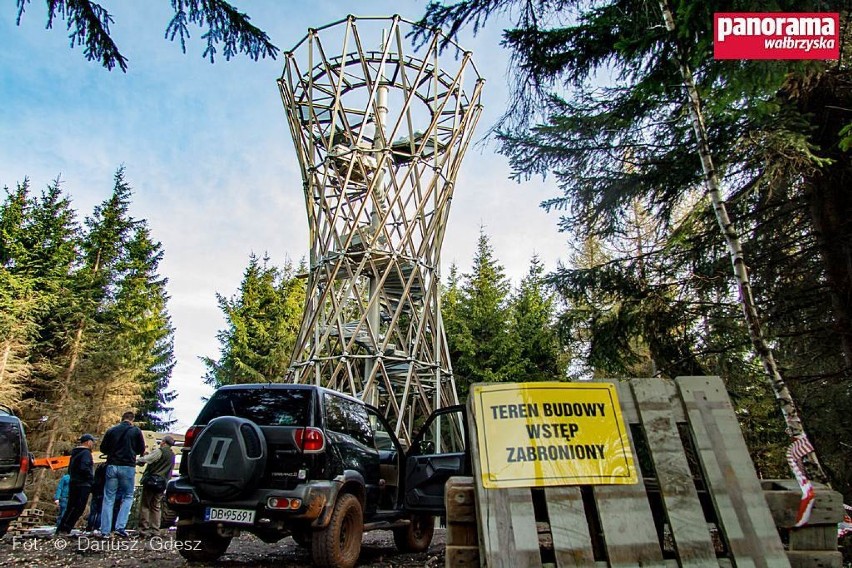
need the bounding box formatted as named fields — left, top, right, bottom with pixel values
left=403, top=405, right=468, bottom=513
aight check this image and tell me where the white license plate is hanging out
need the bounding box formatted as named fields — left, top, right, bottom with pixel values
left=204, top=507, right=255, bottom=525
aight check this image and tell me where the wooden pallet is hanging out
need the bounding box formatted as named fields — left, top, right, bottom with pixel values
left=7, top=508, right=46, bottom=535
left=447, top=376, right=843, bottom=567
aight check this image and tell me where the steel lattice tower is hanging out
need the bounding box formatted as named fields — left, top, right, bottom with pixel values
left=278, top=15, right=484, bottom=444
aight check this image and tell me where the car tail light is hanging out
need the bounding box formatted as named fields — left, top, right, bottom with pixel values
left=168, top=492, right=193, bottom=505
left=184, top=425, right=204, bottom=449
left=295, top=427, right=325, bottom=453
left=267, top=497, right=302, bottom=510
left=20, top=456, right=29, bottom=475
left=0, top=510, right=18, bottom=519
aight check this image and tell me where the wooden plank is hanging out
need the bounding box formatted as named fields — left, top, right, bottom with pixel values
left=468, top=395, right=542, bottom=568
left=762, top=479, right=845, bottom=528
left=447, top=522, right=480, bottom=548
left=632, top=378, right=718, bottom=566
left=593, top=380, right=665, bottom=567
left=446, top=545, right=481, bottom=567
left=676, top=376, right=790, bottom=568
left=446, top=476, right=477, bottom=526
left=508, top=487, right=543, bottom=567
left=785, top=550, right=842, bottom=568
left=543, top=486, right=595, bottom=566
left=788, top=526, right=840, bottom=551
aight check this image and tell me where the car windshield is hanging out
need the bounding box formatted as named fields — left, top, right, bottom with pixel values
left=196, top=388, right=313, bottom=427
left=0, top=421, right=22, bottom=465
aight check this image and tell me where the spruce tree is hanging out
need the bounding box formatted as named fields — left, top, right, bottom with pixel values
left=110, top=224, right=176, bottom=432
left=73, top=168, right=138, bottom=436
left=10, top=178, right=82, bottom=504
left=203, top=254, right=306, bottom=388
left=14, top=0, right=278, bottom=72
left=452, top=230, right=517, bottom=390
left=0, top=183, right=38, bottom=411
left=419, top=0, right=851, bottom=491
left=508, top=255, right=565, bottom=381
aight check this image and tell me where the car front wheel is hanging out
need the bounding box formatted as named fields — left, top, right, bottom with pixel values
left=176, top=524, right=232, bottom=562
left=311, top=493, right=363, bottom=568
left=393, top=513, right=435, bottom=552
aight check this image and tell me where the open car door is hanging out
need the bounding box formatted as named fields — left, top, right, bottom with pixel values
left=403, top=405, right=469, bottom=514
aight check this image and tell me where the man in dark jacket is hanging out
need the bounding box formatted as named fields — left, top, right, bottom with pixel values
left=56, top=434, right=96, bottom=534
left=136, top=434, right=176, bottom=534
left=96, top=411, right=145, bottom=537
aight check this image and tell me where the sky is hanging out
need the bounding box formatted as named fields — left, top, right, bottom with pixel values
left=0, top=1, right=569, bottom=432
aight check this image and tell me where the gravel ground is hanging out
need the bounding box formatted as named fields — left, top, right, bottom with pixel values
left=0, top=528, right=445, bottom=567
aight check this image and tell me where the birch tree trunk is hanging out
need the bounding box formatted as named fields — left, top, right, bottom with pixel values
left=657, top=0, right=824, bottom=478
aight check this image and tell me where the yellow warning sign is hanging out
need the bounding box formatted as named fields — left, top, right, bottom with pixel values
left=472, top=382, right=637, bottom=488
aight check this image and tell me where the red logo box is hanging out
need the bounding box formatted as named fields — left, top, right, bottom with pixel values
left=714, top=13, right=839, bottom=60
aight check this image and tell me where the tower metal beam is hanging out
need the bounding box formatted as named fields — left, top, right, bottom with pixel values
left=278, top=15, right=484, bottom=444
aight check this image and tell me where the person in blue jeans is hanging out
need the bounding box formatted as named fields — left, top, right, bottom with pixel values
left=96, top=411, right=145, bottom=538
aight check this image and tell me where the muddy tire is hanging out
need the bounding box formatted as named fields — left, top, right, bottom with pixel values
left=393, top=514, right=435, bottom=552
left=311, top=493, right=363, bottom=568
left=160, top=498, right=177, bottom=529
left=176, top=524, right=232, bottom=562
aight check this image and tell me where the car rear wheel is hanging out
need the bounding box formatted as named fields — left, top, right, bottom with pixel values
left=160, top=499, right=177, bottom=529
left=311, top=493, right=363, bottom=568
left=176, top=524, right=232, bottom=562
left=393, top=513, right=435, bottom=552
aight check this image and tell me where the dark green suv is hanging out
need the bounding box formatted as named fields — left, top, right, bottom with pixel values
left=0, top=405, right=31, bottom=537
left=166, top=384, right=467, bottom=567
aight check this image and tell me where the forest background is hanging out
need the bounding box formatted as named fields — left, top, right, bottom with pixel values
left=1, top=0, right=851, bottom=512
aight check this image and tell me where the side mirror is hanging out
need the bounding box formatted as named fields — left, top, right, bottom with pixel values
left=419, top=440, right=435, bottom=454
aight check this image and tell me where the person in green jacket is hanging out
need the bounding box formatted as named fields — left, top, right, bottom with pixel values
left=136, top=435, right=176, bottom=535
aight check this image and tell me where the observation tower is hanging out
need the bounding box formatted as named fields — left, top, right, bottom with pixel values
left=278, top=15, right=484, bottom=444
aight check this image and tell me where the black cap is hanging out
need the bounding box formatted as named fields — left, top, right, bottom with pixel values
left=79, top=434, right=96, bottom=443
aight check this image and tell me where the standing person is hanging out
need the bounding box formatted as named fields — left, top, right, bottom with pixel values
left=96, top=411, right=145, bottom=538
left=56, top=434, right=96, bottom=535
left=53, top=472, right=70, bottom=530
left=85, top=461, right=107, bottom=532
left=136, top=434, right=176, bottom=535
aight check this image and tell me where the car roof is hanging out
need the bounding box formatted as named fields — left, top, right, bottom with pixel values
left=213, top=383, right=366, bottom=406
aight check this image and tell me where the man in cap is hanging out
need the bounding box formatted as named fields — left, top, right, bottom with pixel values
left=56, top=434, right=96, bottom=535
left=136, top=434, right=177, bottom=534
left=97, top=411, right=145, bottom=537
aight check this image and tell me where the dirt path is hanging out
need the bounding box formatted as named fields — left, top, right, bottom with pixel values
left=0, top=528, right=445, bottom=567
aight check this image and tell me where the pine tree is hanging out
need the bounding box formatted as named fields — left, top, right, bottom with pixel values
left=508, top=255, right=565, bottom=381
left=203, top=254, right=306, bottom=388
left=71, top=168, right=139, bottom=437
left=441, top=263, right=474, bottom=395
left=419, top=0, right=852, bottom=491
left=14, top=0, right=278, bottom=72
left=451, top=229, right=517, bottom=392
left=0, top=182, right=38, bottom=412
left=109, top=224, right=176, bottom=432
left=11, top=178, right=83, bottom=504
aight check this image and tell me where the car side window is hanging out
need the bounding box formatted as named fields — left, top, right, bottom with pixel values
left=342, top=399, right=374, bottom=448
left=367, top=409, right=395, bottom=451
left=413, top=408, right=466, bottom=455
left=325, top=394, right=348, bottom=434
left=324, top=394, right=375, bottom=448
